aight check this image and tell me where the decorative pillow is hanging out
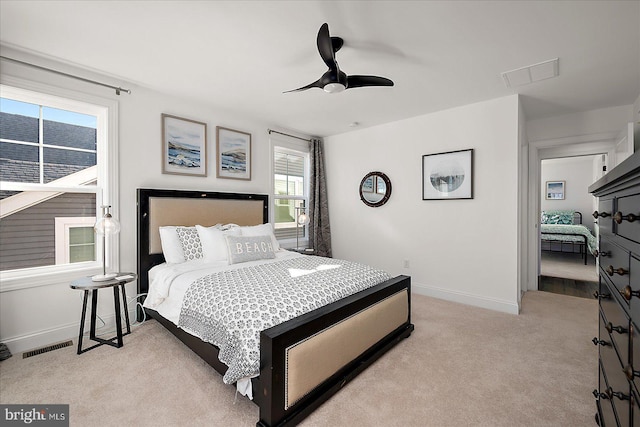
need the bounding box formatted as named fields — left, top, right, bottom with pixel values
left=196, top=225, right=241, bottom=262
left=239, top=223, right=280, bottom=251
left=225, top=235, right=276, bottom=264
left=158, top=226, right=187, bottom=264
left=541, top=210, right=574, bottom=225
left=175, top=226, right=203, bottom=261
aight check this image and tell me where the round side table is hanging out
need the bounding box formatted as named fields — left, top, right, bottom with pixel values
left=70, top=273, right=137, bottom=354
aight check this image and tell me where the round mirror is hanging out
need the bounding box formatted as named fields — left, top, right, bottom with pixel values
left=359, top=171, right=392, bottom=207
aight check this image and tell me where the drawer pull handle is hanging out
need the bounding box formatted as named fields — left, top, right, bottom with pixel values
left=593, top=291, right=611, bottom=300
left=605, top=321, right=627, bottom=334
left=594, top=250, right=610, bottom=258
left=620, top=285, right=640, bottom=301
left=592, top=389, right=609, bottom=400
left=607, top=265, right=628, bottom=276
left=613, top=211, right=637, bottom=224
left=591, top=337, right=610, bottom=346
left=623, top=364, right=640, bottom=380
left=593, top=211, right=610, bottom=219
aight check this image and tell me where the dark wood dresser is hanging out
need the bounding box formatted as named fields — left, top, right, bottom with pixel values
left=590, top=151, right=640, bottom=426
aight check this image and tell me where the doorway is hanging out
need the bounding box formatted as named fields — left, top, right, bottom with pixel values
left=525, top=133, right=618, bottom=298
left=537, top=156, right=601, bottom=298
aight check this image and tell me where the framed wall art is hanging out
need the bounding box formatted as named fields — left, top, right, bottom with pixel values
left=422, top=149, right=474, bottom=200
left=162, top=114, right=207, bottom=177
left=545, top=181, right=565, bottom=200
left=216, top=126, right=251, bottom=180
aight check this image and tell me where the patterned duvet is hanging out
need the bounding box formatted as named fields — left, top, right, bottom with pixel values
left=540, top=224, right=597, bottom=254
left=178, top=255, right=391, bottom=384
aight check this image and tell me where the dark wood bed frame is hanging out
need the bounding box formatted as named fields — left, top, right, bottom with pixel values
left=136, top=188, right=414, bottom=427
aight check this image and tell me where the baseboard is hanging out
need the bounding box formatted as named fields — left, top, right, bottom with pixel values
left=2, top=309, right=136, bottom=355
left=412, top=282, right=520, bottom=315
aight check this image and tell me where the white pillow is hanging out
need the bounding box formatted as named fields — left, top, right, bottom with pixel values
left=196, top=225, right=241, bottom=262
left=158, top=226, right=186, bottom=264
left=225, top=235, right=276, bottom=264
left=239, top=223, right=280, bottom=251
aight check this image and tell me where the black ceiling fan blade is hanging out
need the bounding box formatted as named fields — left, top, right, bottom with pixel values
left=346, top=75, right=394, bottom=89
left=317, top=23, right=337, bottom=70
left=283, top=79, right=323, bottom=93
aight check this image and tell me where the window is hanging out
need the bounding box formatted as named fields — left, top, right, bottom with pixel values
left=54, top=217, right=97, bottom=264
left=0, top=82, right=116, bottom=281
left=272, top=137, right=310, bottom=245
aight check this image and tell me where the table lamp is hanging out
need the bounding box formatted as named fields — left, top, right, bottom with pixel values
left=295, top=207, right=309, bottom=250
left=92, top=205, right=120, bottom=281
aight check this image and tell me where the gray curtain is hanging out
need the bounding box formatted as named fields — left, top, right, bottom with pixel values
left=309, top=138, right=332, bottom=257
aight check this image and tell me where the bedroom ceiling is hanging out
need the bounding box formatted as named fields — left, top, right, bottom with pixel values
left=0, top=1, right=638, bottom=137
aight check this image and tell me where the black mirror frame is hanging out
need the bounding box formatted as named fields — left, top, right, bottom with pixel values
left=359, top=171, right=392, bottom=208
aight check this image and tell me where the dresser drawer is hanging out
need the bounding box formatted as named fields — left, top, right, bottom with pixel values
left=597, top=198, right=615, bottom=237
left=599, top=359, right=620, bottom=426
left=630, top=256, right=640, bottom=327
left=631, top=323, right=640, bottom=402
left=615, top=193, right=639, bottom=245
left=600, top=238, right=631, bottom=299
left=600, top=290, right=630, bottom=366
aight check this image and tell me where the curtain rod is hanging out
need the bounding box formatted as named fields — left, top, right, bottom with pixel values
left=268, top=129, right=311, bottom=142
left=0, top=55, right=132, bottom=96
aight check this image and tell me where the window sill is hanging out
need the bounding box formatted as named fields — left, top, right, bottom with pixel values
left=0, top=263, right=103, bottom=293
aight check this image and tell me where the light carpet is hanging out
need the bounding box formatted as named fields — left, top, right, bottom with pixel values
left=0, top=291, right=598, bottom=426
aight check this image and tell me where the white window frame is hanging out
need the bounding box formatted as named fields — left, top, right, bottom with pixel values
left=0, top=77, right=119, bottom=291
left=270, top=133, right=310, bottom=248
left=54, top=217, right=97, bottom=265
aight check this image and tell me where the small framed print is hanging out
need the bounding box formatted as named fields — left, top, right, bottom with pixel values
left=216, top=126, right=251, bottom=180
left=422, top=149, right=474, bottom=200
left=162, top=114, right=207, bottom=177
left=545, top=181, right=565, bottom=200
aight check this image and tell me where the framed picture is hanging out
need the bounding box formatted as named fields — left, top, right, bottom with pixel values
left=545, top=181, right=565, bottom=200
left=216, top=126, right=251, bottom=180
left=162, top=114, right=207, bottom=176
left=422, top=149, right=474, bottom=200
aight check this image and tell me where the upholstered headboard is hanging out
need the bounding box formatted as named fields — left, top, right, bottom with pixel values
left=137, top=188, right=269, bottom=302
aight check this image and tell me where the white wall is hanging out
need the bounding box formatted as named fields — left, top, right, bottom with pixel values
left=324, top=95, right=521, bottom=314
left=541, top=156, right=598, bottom=228
left=0, top=49, right=278, bottom=353
left=527, top=105, right=634, bottom=143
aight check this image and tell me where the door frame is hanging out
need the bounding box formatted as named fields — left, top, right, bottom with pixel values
left=525, top=132, right=618, bottom=292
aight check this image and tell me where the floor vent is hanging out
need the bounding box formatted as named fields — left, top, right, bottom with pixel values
left=22, top=340, right=73, bottom=359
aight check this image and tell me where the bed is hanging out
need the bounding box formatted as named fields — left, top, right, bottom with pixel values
left=540, top=210, right=597, bottom=265
left=136, top=188, right=414, bottom=427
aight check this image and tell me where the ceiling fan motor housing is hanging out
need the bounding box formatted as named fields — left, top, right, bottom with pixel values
left=321, top=69, right=348, bottom=93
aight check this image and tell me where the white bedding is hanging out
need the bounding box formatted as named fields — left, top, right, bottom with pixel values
left=143, top=251, right=303, bottom=399
left=145, top=250, right=302, bottom=323
left=143, top=250, right=392, bottom=400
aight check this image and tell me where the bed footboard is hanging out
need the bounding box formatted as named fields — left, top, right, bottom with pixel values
left=540, top=232, right=589, bottom=265
left=254, top=275, right=413, bottom=427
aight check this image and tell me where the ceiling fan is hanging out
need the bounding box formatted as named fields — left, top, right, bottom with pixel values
left=285, top=23, right=394, bottom=94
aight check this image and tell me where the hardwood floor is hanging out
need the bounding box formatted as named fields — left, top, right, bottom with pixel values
left=539, top=275, right=598, bottom=299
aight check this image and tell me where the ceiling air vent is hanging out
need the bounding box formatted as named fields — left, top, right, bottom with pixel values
left=502, top=58, right=559, bottom=88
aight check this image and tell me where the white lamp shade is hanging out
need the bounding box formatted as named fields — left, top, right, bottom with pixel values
left=94, top=214, right=121, bottom=236
left=297, top=212, right=310, bottom=225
